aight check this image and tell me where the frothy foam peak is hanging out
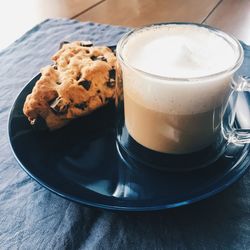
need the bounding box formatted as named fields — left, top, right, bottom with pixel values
left=123, top=25, right=238, bottom=78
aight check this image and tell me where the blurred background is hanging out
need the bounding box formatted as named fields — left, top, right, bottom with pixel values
left=1, top=0, right=250, bottom=50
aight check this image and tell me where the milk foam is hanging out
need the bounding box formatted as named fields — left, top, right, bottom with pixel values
left=119, top=24, right=241, bottom=115
left=123, top=25, right=238, bottom=78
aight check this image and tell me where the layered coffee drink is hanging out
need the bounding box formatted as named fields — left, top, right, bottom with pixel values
left=118, top=24, right=240, bottom=154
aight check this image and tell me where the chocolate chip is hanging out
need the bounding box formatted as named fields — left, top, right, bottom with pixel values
left=79, top=80, right=91, bottom=90
left=85, top=50, right=90, bottom=54
left=74, top=102, right=88, bottom=110
left=50, top=97, right=69, bottom=115
left=99, top=56, right=107, bottom=62
left=48, top=97, right=56, bottom=106
left=80, top=41, right=93, bottom=47
left=53, top=65, right=58, bottom=70
left=59, top=41, right=70, bottom=49
left=109, top=69, right=116, bottom=80
left=76, top=73, right=82, bottom=81
left=56, top=81, right=61, bottom=85
left=107, top=79, right=115, bottom=88
left=91, top=55, right=107, bottom=62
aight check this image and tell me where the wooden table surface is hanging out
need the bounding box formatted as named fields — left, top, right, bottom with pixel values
left=1, top=0, right=250, bottom=50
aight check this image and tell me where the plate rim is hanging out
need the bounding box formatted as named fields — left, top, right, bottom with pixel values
left=7, top=74, right=250, bottom=211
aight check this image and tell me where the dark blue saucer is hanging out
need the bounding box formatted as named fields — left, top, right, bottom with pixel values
left=8, top=74, right=250, bottom=211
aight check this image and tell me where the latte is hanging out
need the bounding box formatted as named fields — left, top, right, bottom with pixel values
left=118, top=24, right=241, bottom=154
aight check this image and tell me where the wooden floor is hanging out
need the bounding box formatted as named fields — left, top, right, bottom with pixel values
left=1, top=0, right=250, bottom=49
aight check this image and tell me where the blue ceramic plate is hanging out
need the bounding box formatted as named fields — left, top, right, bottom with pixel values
left=8, top=74, right=250, bottom=211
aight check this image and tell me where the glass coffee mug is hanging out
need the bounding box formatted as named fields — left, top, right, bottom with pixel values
left=115, top=23, right=250, bottom=171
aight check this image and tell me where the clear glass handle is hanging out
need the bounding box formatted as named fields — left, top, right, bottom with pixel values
left=223, top=75, right=250, bottom=144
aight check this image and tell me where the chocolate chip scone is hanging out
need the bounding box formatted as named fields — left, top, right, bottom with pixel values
left=23, top=41, right=120, bottom=130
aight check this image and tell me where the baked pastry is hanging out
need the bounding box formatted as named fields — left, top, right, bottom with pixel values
left=23, top=41, right=120, bottom=130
